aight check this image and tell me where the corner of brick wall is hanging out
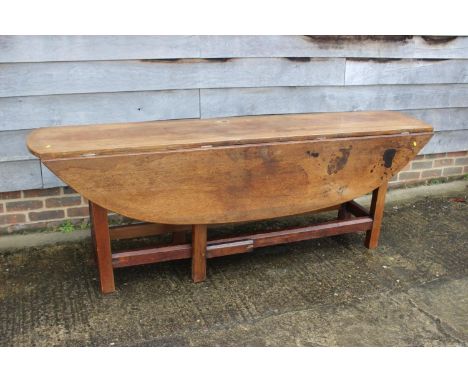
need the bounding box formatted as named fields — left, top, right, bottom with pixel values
left=1, top=151, right=467, bottom=235
left=388, top=151, right=468, bottom=189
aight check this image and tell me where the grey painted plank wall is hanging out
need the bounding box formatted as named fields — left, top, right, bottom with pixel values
left=0, top=36, right=201, bottom=63
left=345, top=59, right=468, bottom=85
left=0, top=36, right=467, bottom=192
left=199, top=85, right=468, bottom=118
left=199, top=36, right=468, bottom=59
left=421, top=130, right=468, bottom=154
left=0, top=58, right=345, bottom=97
left=0, top=160, right=42, bottom=191
left=2, top=36, right=468, bottom=62
left=0, top=90, right=200, bottom=131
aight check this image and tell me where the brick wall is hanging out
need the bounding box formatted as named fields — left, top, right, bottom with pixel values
left=0, top=151, right=467, bottom=235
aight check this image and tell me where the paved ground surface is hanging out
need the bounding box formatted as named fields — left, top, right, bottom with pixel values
left=0, top=186, right=467, bottom=346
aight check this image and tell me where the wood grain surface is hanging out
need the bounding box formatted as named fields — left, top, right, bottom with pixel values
left=38, top=132, right=432, bottom=224
left=28, top=111, right=431, bottom=160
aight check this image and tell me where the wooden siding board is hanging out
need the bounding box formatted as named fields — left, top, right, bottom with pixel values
left=0, top=35, right=201, bottom=63
left=200, top=36, right=468, bottom=59
left=1, top=36, right=468, bottom=63
left=200, top=85, right=468, bottom=118
left=0, top=90, right=200, bottom=131
left=403, top=108, right=468, bottom=132
left=0, top=160, right=42, bottom=192
left=0, top=58, right=345, bottom=97
left=41, top=164, right=65, bottom=188
left=345, top=59, right=468, bottom=85
left=0, top=130, right=35, bottom=162
left=421, top=130, right=468, bottom=154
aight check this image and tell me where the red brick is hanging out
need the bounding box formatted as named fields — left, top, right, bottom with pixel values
left=442, top=167, right=463, bottom=176
left=29, top=210, right=65, bottom=221
left=421, top=169, right=442, bottom=179
left=433, top=158, right=454, bottom=167
left=0, top=203, right=3, bottom=213
left=464, top=166, right=468, bottom=174
left=446, top=151, right=467, bottom=158
left=398, top=171, right=421, bottom=180
left=424, top=153, right=446, bottom=160
left=63, top=186, right=79, bottom=195
left=23, top=188, right=60, bottom=198
left=0, top=191, right=21, bottom=200
left=454, top=157, right=468, bottom=166
left=45, top=196, right=81, bottom=208
left=0, top=214, right=26, bottom=225
left=411, top=160, right=432, bottom=170
left=6, top=200, right=43, bottom=212
left=67, top=206, right=90, bottom=217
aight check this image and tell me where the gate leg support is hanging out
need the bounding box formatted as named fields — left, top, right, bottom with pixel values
left=338, top=203, right=351, bottom=220
left=365, top=182, right=388, bottom=249
left=89, top=201, right=115, bottom=293
left=192, top=224, right=207, bottom=283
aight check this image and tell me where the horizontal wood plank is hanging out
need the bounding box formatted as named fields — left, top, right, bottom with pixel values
left=0, top=130, right=34, bottom=162
left=0, top=160, right=42, bottom=192
left=41, top=164, right=65, bottom=188
left=0, top=58, right=345, bottom=98
left=200, top=85, right=468, bottom=118
left=0, top=90, right=200, bottom=131
left=1, top=36, right=468, bottom=63
left=421, top=130, right=468, bottom=154
left=346, top=59, right=468, bottom=85
left=200, top=36, right=468, bottom=59
left=402, top=108, right=468, bottom=131
left=0, top=35, right=200, bottom=63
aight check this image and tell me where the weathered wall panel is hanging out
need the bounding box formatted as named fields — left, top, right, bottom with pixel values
left=0, top=58, right=344, bottom=97
left=200, top=36, right=468, bottom=59
left=2, top=36, right=468, bottom=63
left=0, top=36, right=467, bottom=192
left=0, top=130, right=34, bottom=162
left=402, top=108, right=468, bottom=132
left=0, top=90, right=200, bottom=131
left=421, top=130, right=468, bottom=154
left=346, top=59, right=468, bottom=85
left=41, top=164, right=65, bottom=188
left=200, top=85, right=468, bottom=118
left=0, top=160, right=42, bottom=192
left=0, top=35, right=201, bottom=63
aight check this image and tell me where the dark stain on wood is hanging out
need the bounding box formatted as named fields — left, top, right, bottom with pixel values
left=140, top=58, right=183, bottom=63
left=383, top=149, right=397, bottom=168
left=327, top=147, right=351, bottom=175
left=306, top=151, right=319, bottom=158
left=349, top=58, right=449, bottom=63
left=286, top=57, right=311, bottom=62
left=204, top=58, right=232, bottom=63
left=304, top=36, right=413, bottom=45
left=421, top=36, right=457, bottom=45
left=347, top=58, right=403, bottom=63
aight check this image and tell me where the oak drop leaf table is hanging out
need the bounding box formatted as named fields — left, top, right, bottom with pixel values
left=27, top=111, right=433, bottom=293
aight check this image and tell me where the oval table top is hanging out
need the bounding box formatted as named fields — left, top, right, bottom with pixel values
left=27, top=111, right=432, bottom=160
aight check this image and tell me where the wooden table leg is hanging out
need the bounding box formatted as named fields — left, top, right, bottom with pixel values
left=192, top=224, right=207, bottom=283
left=89, top=201, right=115, bottom=293
left=338, top=203, right=351, bottom=220
left=365, top=182, right=388, bottom=249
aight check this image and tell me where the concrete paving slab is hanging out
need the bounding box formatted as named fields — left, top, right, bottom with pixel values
left=0, top=187, right=466, bottom=346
